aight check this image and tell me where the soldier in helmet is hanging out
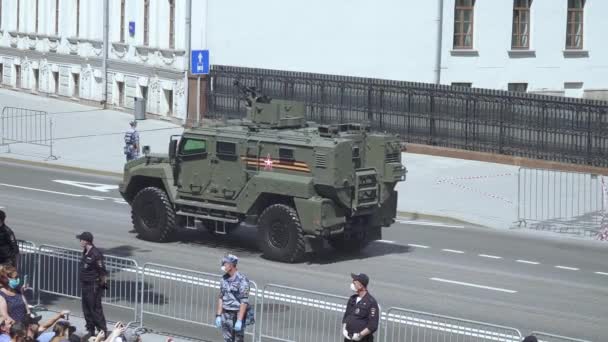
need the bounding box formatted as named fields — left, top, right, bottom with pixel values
left=124, top=120, right=140, bottom=161
left=215, top=254, right=250, bottom=342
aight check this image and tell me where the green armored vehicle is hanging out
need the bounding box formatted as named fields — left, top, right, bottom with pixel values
left=119, top=82, right=406, bottom=263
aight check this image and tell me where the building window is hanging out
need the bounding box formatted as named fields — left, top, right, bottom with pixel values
left=452, top=82, right=472, bottom=88
left=508, top=83, right=528, bottom=92
left=566, top=0, right=584, bottom=49
left=76, top=0, right=80, bottom=36
left=144, top=0, right=150, bottom=46
left=453, top=0, right=474, bottom=49
left=120, top=0, right=126, bottom=42
left=169, top=0, right=175, bottom=49
left=55, top=0, right=60, bottom=35
left=0, top=0, right=3, bottom=30
left=512, top=0, right=531, bottom=49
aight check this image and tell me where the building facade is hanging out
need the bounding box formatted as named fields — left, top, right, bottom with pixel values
left=0, top=0, right=604, bottom=125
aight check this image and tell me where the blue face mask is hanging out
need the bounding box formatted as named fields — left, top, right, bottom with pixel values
left=8, top=278, right=20, bottom=289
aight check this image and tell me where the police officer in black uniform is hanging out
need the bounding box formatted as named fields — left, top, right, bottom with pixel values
left=0, top=210, right=19, bottom=267
left=342, top=273, right=379, bottom=342
left=76, top=232, right=108, bottom=338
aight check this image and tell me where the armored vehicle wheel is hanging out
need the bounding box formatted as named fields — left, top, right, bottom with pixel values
left=328, top=228, right=371, bottom=253
left=131, top=187, right=177, bottom=242
left=257, top=204, right=306, bottom=263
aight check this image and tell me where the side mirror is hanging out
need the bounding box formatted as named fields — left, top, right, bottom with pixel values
left=142, top=145, right=151, bottom=156
left=169, top=139, right=178, bottom=160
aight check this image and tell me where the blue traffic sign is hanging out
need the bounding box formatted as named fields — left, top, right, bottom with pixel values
left=129, top=22, right=135, bottom=36
left=191, top=50, right=209, bottom=75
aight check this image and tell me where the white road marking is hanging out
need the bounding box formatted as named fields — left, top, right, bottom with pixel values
left=396, top=219, right=465, bottom=229
left=442, top=249, right=464, bottom=254
left=595, top=272, right=608, bottom=276
left=431, top=277, right=517, bottom=294
left=407, top=243, right=430, bottom=249
left=53, top=180, right=118, bottom=193
left=555, top=266, right=579, bottom=271
left=0, top=183, right=125, bottom=205
left=516, top=260, right=540, bottom=265
left=377, top=240, right=396, bottom=244
left=478, top=254, right=502, bottom=259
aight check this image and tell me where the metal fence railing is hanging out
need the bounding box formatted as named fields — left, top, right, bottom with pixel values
left=383, top=307, right=522, bottom=342
left=14, top=241, right=593, bottom=341
left=36, top=244, right=140, bottom=321
left=516, top=168, right=606, bottom=237
left=206, top=65, right=608, bottom=168
left=259, top=284, right=351, bottom=342
left=140, top=263, right=258, bottom=340
left=532, top=331, right=592, bottom=342
left=17, top=240, right=38, bottom=302
left=0, top=106, right=57, bottom=160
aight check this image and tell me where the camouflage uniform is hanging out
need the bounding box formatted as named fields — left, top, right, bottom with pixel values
left=124, top=124, right=140, bottom=161
left=219, top=271, right=250, bottom=342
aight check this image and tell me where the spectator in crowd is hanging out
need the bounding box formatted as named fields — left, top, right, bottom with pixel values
left=522, top=336, right=538, bottom=342
left=0, top=319, right=12, bottom=342
left=24, top=310, right=70, bottom=342
left=0, top=211, right=19, bottom=268
left=123, top=121, right=140, bottom=162
left=8, top=322, right=27, bottom=342
left=76, top=232, right=107, bottom=339
left=215, top=254, right=250, bottom=342
left=0, top=265, right=31, bottom=325
left=46, top=320, right=78, bottom=342
left=342, top=273, right=379, bottom=342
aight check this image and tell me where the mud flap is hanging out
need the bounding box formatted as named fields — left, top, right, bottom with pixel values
left=304, top=235, right=324, bottom=253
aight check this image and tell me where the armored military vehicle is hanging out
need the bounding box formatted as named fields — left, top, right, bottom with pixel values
left=119, top=81, right=406, bottom=263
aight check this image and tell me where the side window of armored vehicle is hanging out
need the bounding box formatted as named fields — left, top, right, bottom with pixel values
left=279, top=148, right=295, bottom=163
left=180, top=138, right=207, bottom=156
left=216, top=141, right=237, bottom=161
left=352, top=146, right=361, bottom=169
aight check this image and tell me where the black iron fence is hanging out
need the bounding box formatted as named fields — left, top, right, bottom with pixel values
left=207, top=65, right=608, bottom=167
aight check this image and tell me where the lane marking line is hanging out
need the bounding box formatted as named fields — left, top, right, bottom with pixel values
left=478, top=254, right=502, bottom=259
left=396, top=219, right=465, bottom=229
left=555, top=266, right=579, bottom=271
left=430, top=277, right=517, bottom=294
left=407, top=244, right=430, bottom=249
left=595, top=272, right=608, bottom=276
left=377, top=240, right=396, bottom=244
left=0, top=182, right=125, bottom=205
left=516, top=260, right=540, bottom=265
left=442, top=249, right=465, bottom=254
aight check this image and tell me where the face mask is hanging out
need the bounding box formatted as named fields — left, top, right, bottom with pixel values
left=8, top=278, right=20, bottom=289
left=350, top=283, right=357, bottom=292
left=221, top=266, right=227, bottom=273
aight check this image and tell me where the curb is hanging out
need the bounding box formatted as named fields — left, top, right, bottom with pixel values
left=0, top=156, right=123, bottom=178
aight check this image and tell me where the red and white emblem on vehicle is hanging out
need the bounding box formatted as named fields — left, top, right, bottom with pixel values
left=263, top=154, right=274, bottom=170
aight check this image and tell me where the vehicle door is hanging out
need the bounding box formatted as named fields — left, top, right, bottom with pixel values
left=204, top=140, right=247, bottom=201
left=176, top=137, right=211, bottom=199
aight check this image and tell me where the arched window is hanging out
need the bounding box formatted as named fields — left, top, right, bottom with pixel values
left=144, top=0, right=150, bottom=46
left=169, top=0, right=175, bottom=49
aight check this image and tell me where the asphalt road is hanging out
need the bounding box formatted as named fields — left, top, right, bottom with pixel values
left=0, top=159, right=607, bottom=341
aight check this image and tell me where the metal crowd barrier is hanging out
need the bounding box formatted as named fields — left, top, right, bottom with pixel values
left=139, top=263, right=258, bottom=340
left=17, top=240, right=38, bottom=302
left=0, top=107, right=57, bottom=160
left=383, top=307, right=522, bottom=342
left=259, top=284, right=351, bottom=342
left=532, top=331, right=592, bottom=342
left=36, top=244, right=140, bottom=321
left=517, top=168, right=606, bottom=237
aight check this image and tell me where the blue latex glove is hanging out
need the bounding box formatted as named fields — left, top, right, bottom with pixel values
left=234, top=320, right=243, bottom=332
left=215, top=316, right=222, bottom=328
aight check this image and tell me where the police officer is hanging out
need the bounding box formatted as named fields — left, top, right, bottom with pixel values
left=215, top=254, right=250, bottom=342
left=124, top=120, right=140, bottom=161
left=342, top=273, right=379, bottom=342
left=0, top=210, right=19, bottom=268
left=76, top=232, right=107, bottom=338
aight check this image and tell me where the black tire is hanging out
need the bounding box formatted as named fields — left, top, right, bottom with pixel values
left=328, top=228, right=371, bottom=253
left=131, top=187, right=177, bottom=242
left=257, top=204, right=306, bottom=263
